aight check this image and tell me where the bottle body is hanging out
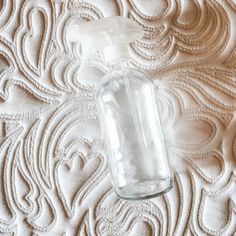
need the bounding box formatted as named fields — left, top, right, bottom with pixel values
left=97, top=67, right=172, bottom=200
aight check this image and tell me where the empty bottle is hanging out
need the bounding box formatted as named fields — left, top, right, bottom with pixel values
left=68, top=16, right=173, bottom=200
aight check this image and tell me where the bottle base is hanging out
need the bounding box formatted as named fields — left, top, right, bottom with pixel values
left=115, top=177, right=173, bottom=200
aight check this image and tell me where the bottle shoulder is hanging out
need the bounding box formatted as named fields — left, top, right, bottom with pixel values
left=106, top=67, right=150, bottom=80
left=97, top=67, right=153, bottom=98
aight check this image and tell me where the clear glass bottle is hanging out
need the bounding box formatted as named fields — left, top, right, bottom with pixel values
left=97, top=61, right=172, bottom=199
left=68, top=16, right=173, bottom=200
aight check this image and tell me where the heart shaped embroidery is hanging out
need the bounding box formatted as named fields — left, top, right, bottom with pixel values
left=22, top=8, right=47, bottom=76
left=55, top=147, right=106, bottom=218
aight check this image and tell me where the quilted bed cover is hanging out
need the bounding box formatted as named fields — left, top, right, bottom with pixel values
left=0, top=0, right=236, bottom=235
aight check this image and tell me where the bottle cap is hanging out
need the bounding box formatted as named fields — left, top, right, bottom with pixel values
left=67, top=16, right=144, bottom=63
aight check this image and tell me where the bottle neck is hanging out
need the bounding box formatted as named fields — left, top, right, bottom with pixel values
left=107, top=58, right=130, bottom=70
left=80, top=45, right=131, bottom=75
left=103, top=44, right=130, bottom=68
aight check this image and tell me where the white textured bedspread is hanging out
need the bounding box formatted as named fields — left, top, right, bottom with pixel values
left=0, top=0, right=236, bottom=235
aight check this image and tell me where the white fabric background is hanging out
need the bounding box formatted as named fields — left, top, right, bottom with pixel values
left=0, top=0, right=236, bottom=235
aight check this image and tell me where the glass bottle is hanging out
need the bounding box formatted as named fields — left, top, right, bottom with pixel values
left=68, top=16, right=173, bottom=200
left=97, top=60, right=172, bottom=199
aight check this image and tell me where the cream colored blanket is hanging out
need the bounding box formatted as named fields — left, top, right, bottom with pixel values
left=0, top=0, right=235, bottom=235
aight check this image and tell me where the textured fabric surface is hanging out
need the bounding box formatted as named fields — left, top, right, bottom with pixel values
left=0, top=0, right=236, bottom=235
